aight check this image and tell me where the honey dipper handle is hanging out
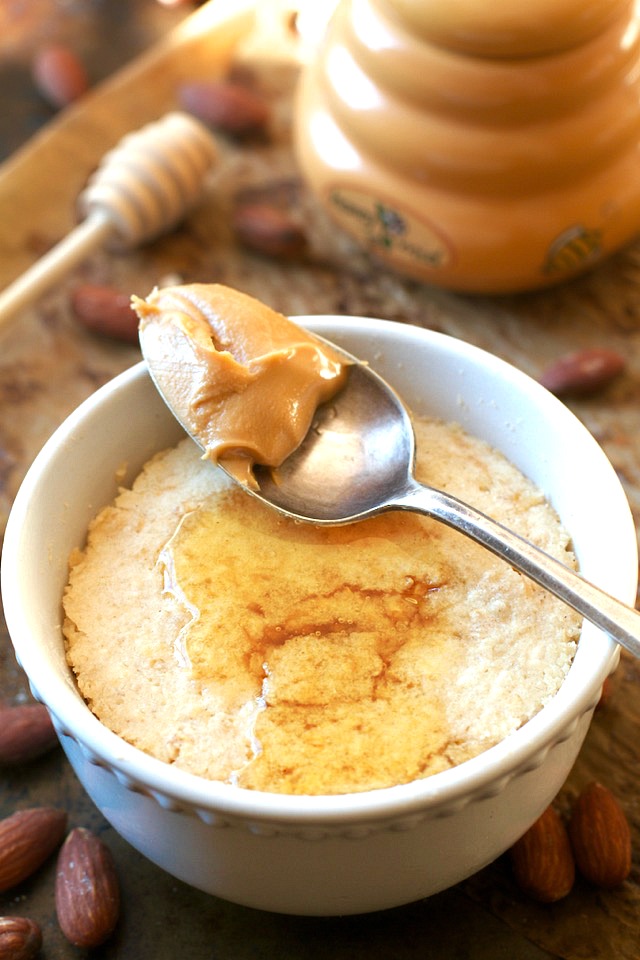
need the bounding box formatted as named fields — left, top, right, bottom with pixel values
left=0, top=215, right=113, bottom=330
left=0, top=113, right=217, bottom=335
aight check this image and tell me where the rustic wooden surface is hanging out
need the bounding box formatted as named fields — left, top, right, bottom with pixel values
left=0, top=2, right=638, bottom=957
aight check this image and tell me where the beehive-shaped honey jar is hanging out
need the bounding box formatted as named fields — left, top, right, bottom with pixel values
left=294, top=0, right=640, bottom=292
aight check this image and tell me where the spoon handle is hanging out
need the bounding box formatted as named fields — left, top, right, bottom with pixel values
left=396, top=480, right=640, bottom=659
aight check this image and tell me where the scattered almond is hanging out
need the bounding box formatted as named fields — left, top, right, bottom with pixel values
left=178, top=79, right=270, bottom=138
left=0, top=704, right=58, bottom=766
left=232, top=202, right=307, bottom=258
left=70, top=283, right=139, bottom=342
left=596, top=675, right=613, bottom=711
left=539, top=347, right=625, bottom=396
left=568, top=781, right=632, bottom=888
left=55, top=828, right=120, bottom=949
left=0, top=917, right=42, bottom=960
left=234, top=175, right=303, bottom=210
left=510, top=805, right=575, bottom=902
left=0, top=808, right=67, bottom=893
left=32, top=44, right=89, bottom=109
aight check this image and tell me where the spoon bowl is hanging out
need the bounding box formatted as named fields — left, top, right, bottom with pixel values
left=255, top=356, right=415, bottom=522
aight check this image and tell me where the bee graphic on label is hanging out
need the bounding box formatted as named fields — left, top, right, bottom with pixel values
left=543, top=225, right=603, bottom=276
left=375, top=204, right=407, bottom=247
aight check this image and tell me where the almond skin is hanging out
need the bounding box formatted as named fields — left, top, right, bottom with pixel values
left=0, top=916, right=42, bottom=960
left=596, top=675, right=613, bottom=711
left=539, top=347, right=625, bottom=396
left=0, top=704, right=58, bottom=765
left=32, top=44, right=89, bottom=109
left=55, top=828, right=120, bottom=949
left=179, top=79, right=270, bottom=138
left=70, top=283, right=139, bottom=342
left=510, top=805, right=575, bottom=902
left=569, top=781, right=632, bottom=888
left=0, top=808, right=67, bottom=892
left=232, top=203, right=307, bottom=259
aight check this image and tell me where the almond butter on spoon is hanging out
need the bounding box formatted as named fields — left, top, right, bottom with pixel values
left=133, top=284, right=349, bottom=490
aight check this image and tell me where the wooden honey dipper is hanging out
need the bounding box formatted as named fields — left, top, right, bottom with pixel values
left=0, top=112, right=218, bottom=329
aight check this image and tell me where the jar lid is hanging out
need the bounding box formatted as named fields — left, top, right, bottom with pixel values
left=386, top=0, right=628, bottom=57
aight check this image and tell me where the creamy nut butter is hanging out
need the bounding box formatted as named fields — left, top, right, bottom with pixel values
left=133, top=284, right=347, bottom=488
left=63, top=425, right=580, bottom=795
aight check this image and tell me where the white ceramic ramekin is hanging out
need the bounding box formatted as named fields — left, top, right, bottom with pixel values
left=2, top=317, right=636, bottom=915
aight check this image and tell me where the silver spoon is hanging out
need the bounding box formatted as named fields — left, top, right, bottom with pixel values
left=141, top=334, right=640, bottom=660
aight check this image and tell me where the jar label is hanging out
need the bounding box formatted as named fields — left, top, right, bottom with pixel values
left=327, top=186, right=453, bottom=273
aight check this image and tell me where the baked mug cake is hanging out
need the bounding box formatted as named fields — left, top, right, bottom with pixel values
left=62, top=284, right=580, bottom=796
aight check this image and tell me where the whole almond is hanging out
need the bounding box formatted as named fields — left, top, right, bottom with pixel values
left=32, top=44, right=89, bottom=109
left=0, top=808, right=67, bottom=892
left=539, top=347, right=625, bottom=396
left=70, top=283, right=139, bottom=342
left=510, top=805, right=575, bottom=902
left=596, top=675, right=613, bottom=711
left=56, top=828, right=120, bottom=949
left=568, top=781, right=632, bottom=888
left=179, top=79, right=270, bottom=137
left=0, top=917, right=42, bottom=960
left=232, top=203, right=307, bottom=259
left=0, top=704, right=58, bottom=765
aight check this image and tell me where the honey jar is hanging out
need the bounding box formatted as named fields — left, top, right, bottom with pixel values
left=294, top=0, right=640, bottom=292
